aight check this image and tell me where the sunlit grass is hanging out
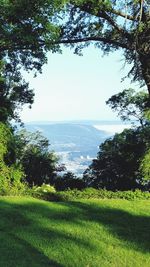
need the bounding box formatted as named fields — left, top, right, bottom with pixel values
left=0, top=197, right=150, bottom=267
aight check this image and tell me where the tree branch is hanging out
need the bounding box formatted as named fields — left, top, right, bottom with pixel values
left=111, top=8, right=136, bottom=21
left=0, top=35, right=133, bottom=52
left=99, top=11, right=133, bottom=40
left=69, top=4, right=133, bottom=41
left=56, top=36, right=132, bottom=50
left=71, top=2, right=137, bottom=22
left=101, top=11, right=123, bottom=32
left=72, top=4, right=124, bottom=32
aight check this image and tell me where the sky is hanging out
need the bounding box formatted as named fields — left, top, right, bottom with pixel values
left=20, top=46, right=138, bottom=123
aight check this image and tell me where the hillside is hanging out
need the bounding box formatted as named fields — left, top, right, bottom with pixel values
left=25, top=122, right=109, bottom=151
left=25, top=122, right=111, bottom=175
left=0, top=197, right=150, bottom=267
left=25, top=121, right=131, bottom=175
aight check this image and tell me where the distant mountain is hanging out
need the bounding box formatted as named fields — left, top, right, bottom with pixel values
left=25, top=119, right=123, bottom=126
left=26, top=123, right=109, bottom=151
left=25, top=121, right=130, bottom=175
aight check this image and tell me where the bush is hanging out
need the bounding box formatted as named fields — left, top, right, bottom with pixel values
left=54, top=172, right=86, bottom=191
left=54, top=188, right=150, bottom=201
left=140, top=149, right=150, bottom=182
left=30, top=186, right=150, bottom=202
left=31, top=184, right=57, bottom=200
left=0, top=165, right=28, bottom=196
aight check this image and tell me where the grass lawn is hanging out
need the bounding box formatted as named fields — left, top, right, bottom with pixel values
left=0, top=197, right=150, bottom=267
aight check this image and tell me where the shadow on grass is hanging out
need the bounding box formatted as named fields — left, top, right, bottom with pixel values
left=21, top=199, right=150, bottom=253
left=0, top=201, right=65, bottom=267
left=63, top=201, right=150, bottom=253
left=0, top=231, right=63, bottom=267
left=0, top=198, right=150, bottom=267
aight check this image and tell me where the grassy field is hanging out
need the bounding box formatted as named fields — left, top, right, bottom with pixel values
left=0, top=197, right=150, bottom=267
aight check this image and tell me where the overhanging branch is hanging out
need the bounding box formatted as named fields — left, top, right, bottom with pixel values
left=0, top=35, right=133, bottom=52
left=71, top=2, right=137, bottom=22
left=56, top=36, right=132, bottom=50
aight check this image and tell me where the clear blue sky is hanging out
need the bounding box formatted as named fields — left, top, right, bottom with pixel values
left=20, top=46, right=138, bottom=122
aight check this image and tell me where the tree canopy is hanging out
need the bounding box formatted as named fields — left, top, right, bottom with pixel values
left=58, top=0, right=150, bottom=95
left=83, top=125, right=150, bottom=190
left=1, top=0, right=150, bottom=122
left=106, top=88, right=150, bottom=127
left=0, top=0, right=63, bottom=72
left=83, top=88, right=150, bottom=190
left=0, top=0, right=63, bottom=122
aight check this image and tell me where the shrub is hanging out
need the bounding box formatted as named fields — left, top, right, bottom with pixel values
left=0, top=165, right=28, bottom=196
left=54, top=188, right=150, bottom=201
left=0, top=123, right=28, bottom=196
left=29, top=186, right=150, bottom=202
left=140, top=149, right=150, bottom=182
left=54, top=172, right=86, bottom=191
left=31, top=184, right=56, bottom=200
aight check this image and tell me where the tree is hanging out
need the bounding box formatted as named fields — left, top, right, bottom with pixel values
left=0, top=62, right=34, bottom=122
left=83, top=88, right=150, bottom=190
left=106, top=88, right=150, bottom=127
left=58, top=0, right=150, bottom=95
left=0, top=0, right=62, bottom=72
left=15, top=130, right=61, bottom=186
left=0, top=0, right=63, bottom=122
left=83, top=126, right=150, bottom=190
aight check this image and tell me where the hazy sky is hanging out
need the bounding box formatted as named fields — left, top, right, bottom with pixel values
left=20, top=46, right=138, bottom=122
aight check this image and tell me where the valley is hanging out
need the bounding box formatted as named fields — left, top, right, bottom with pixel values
left=25, top=121, right=131, bottom=176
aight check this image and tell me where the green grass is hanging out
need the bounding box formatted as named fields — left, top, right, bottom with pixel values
left=0, top=197, right=150, bottom=267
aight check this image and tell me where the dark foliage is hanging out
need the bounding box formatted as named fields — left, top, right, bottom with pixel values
left=15, top=130, right=60, bottom=186
left=83, top=125, right=150, bottom=190
left=54, top=172, right=86, bottom=191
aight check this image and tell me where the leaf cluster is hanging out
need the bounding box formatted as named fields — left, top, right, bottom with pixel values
left=106, top=88, right=150, bottom=126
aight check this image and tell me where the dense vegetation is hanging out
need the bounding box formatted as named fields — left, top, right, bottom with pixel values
left=0, top=123, right=27, bottom=195
left=83, top=125, right=150, bottom=190
left=15, top=130, right=64, bottom=186
left=83, top=88, right=150, bottom=190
